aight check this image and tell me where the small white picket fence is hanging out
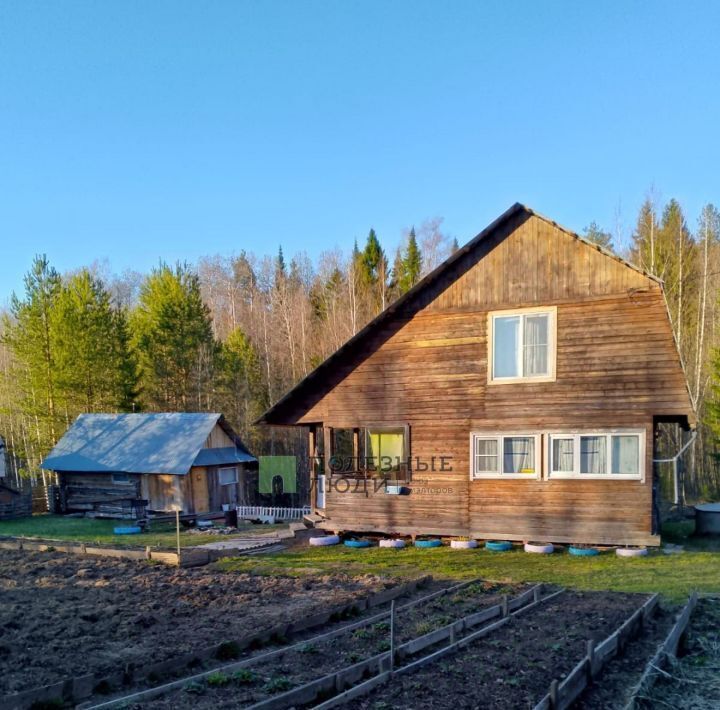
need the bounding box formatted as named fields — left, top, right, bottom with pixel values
left=237, top=505, right=310, bottom=523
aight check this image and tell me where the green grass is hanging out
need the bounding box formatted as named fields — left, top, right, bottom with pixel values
left=215, top=542, right=720, bottom=603
left=0, top=514, right=286, bottom=549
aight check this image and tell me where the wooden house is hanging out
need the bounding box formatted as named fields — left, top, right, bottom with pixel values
left=42, top=413, right=257, bottom=517
left=257, top=204, right=695, bottom=546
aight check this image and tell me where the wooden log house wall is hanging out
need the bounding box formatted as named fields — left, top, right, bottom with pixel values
left=259, top=204, right=695, bottom=546
left=43, top=413, right=258, bottom=518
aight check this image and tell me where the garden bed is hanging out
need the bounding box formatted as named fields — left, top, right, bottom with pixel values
left=639, top=596, right=720, bottom=709
left=343, top=590, right=650, bottom=710
left=0, top=548, right=387, bottom=696
left=120, top=581, right=530, bottom=709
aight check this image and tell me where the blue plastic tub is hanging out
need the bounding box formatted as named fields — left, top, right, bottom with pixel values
left=414, top=539, right=442, bottom=548
left=114, top=526, right=141, bottom=535
left=344, top=539, right=372, bottom=548
left=485, top=541, right=513, bottom=552
left=568, top=546, right=599, bottom=557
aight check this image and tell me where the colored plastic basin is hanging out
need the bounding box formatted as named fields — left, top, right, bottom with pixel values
left=309, top=535, right=340, bottom=546
left=616, top=547, right=648, bottom=557
left=569, top=546, right=599, bottom=557
left=113, top=526, right=141, bottom=535
left=414, top=539, right=442, bottom=548
left=344, top=539, right=372, bottom=548
left=524, top=542, right=554, bottom=554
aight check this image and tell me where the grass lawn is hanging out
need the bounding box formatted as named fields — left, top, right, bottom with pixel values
left=216, top=542, right=720, bottom=603
left=0, top=514, right=286, bottom=549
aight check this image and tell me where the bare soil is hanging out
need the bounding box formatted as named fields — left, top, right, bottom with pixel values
left=0, top=549, right=388, bottom=695
left=641, top=597, right=720, bottom=710
left=137, top=580, right=529, bottom=709
left=347, top=591, right=648, bottom=710
left=575, top=604, right=675, bottom=709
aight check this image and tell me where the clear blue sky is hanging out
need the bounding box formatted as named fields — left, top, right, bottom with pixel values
left=2, top=1, right=719, bottom=304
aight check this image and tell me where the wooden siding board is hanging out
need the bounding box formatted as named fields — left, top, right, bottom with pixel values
left=276, top=215, right=692, bottom=544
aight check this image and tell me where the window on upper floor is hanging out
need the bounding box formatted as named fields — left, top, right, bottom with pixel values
left=489, top=307, right=556, bottom=383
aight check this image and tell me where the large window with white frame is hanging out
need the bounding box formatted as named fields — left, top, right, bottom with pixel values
left=471, top=433, right=541, bottom=479
left=488, top=307, right=556, bottom=383
left=547, top=430, right=645, bottom=480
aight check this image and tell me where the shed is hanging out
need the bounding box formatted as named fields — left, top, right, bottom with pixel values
left=42, top=413, right=257, bottom=517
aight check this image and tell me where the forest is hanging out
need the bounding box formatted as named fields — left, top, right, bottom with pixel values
left=1, top=198, right=719, bottom=500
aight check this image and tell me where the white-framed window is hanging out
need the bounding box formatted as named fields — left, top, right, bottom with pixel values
left=546, top=430, right=645, bottom=480
left=218, top=467, right=238, bottom=485
left=111, top=472, right=130, bottom=484
left=470, top=433, right=541, bottom=479
left=488, top=307, right=556, bottom=384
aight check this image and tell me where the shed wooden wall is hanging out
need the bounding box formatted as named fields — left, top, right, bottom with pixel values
left=60, top=472, right=141, bottom=516
left=278, top=214, right=693, bottom=545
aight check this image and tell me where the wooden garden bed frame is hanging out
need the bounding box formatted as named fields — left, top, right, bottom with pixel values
left=533, top=593, right=660, bottom=710
left=622, top=591, right=699, bottom=710
left=4, top=576, right=432, bottom=710
left=79, top=579, right=537, bottom=710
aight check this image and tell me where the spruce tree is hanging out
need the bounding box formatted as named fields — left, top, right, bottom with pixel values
left=398, top=227, right=423, bottom=294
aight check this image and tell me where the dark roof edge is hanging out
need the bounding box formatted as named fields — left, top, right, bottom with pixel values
left=255, top=203, right=661, bottom=425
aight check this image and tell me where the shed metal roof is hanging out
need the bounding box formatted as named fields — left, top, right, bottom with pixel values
left=41, top=413, right=256, bottom=475
left=192, top=446, right=256, bottom=467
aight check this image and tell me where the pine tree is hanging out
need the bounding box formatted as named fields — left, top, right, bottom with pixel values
left=216, top=327, right=266, bottom=442
left=2, top=255, right=63, bottom=448
left=451, top=237, right=460, bottom=253
left=130, top=263, right=216, bottom=411
left=52, top=270, right=138, bottom=412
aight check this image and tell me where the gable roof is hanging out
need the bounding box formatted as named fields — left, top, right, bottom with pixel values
left=42, top=413, right=256, bottom=475
left=256, top=203, right=663, bottom=425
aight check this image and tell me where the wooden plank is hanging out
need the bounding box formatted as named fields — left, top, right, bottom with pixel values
left=271, top=213, right=692, bottom=542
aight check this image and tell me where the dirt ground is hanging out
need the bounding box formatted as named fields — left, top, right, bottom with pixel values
left=138, top=581, right=528, bottom=709
left=0, top=549, right=388, bottom=695
left=642, top=597, right=720, bottom=710
left=576, top=604, right=675, bottom=709
left=347, top=591, right=648, bottom=710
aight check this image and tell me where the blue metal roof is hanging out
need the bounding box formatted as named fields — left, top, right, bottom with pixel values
left=41, top=413, right=256, bottom=475
left=192, top=446, right=256, bottom=467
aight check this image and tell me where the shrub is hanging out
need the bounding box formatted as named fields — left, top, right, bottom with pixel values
left=232, top=669, right=256, bottom=684
left=263, top=676, right=292, bottom=694
left=206, top=672, right=231, bottom=688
